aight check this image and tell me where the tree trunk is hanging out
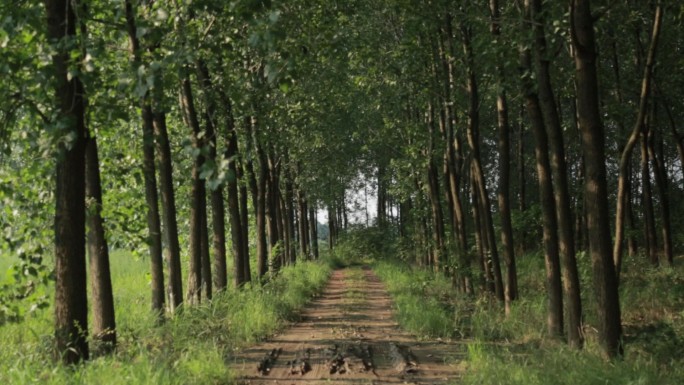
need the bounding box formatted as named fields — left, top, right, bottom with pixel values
left=641, top=130, right=658, bottom=265
left=81, top=5, right=116, bottom=354
left=571, top=0, right=623, bottom=358
left=613, top=3, right=663, bottom=276
left=461, top=24, right=504, bottom=302
left=520, top=29, right=564, bottom=338
left=426, top=100, right=445, bottom=270
left=284, top=174, right=296, bottom=264
left=267, top=154, right=282, bottom=270
left=226, top=110, right=246, bottom=287
left=124, top=0, right=164, bottom=317
left=238, top=159, right=252, bottom=281
left=254, top=130, right=269, bottom=277
left=309, top=205, right=319, bottom=259
left=528, top=0, right=582, bottom=347
left=440, top=15, right=469, bottom=284
left=648, top=124, right=673, bottom=265
left=180, top=72, right=205, bottom=305
left=47, top=0, right=89, bottom=363
left=153, top=91, right=183, bottom=312
left=470, top=176, right=489, bottom=294
left=86, top=134, right=116, bottom=351
left=196, top=60, right=226, bottom=292
left=490, top=0, right=518, bottom=315
left=298, top=188, right=310, bottom=259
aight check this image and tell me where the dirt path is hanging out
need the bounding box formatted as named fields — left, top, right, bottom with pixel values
left=229, top=267, right=464, bottom=384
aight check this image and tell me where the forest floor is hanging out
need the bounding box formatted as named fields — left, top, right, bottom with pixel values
left=229, top=266, right=464, bottom=384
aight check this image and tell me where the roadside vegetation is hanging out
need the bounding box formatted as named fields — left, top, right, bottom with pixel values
left=0, top=252, right=330, bottom=385
left=329, top=227, right=683, bottom=385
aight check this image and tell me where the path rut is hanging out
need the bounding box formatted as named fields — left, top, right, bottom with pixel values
left=229, top=267, right=464, bottom=384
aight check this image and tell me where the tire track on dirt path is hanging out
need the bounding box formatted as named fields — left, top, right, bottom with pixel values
left=229, top=266, right=464, bottom=384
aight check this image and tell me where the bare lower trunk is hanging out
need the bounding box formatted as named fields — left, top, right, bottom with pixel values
left=86, top=135, right=116, bottom=351
left=490, top=0, right=517, bottom=315
left=180, top=74, right=205, bottom=305
left=571, top=0, right=623, bottom=358
left=47, top=0, right=89, bottom=362
left=520, top=26, right=563, bottom=337
left=529, top=0, right=582, bottom=347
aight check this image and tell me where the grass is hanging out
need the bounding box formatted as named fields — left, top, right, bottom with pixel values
left=373, top=261, right=455, bottom=339
left=372, top=253, right=684, bottom=385
left=0, top=251, right=331, bottom=385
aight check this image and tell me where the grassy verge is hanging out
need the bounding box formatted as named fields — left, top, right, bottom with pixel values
left=0, top=252, right=330, bottom=385
left=373, top=255, right=684, bottom=385
left=373, top=261, right=455, bottom=339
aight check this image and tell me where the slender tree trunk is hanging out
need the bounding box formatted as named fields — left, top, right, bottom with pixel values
left=196, top=60, right=226, bottom=292
left=520, top=30, right=564, bottom=338
left=47, top=0, right=89, bottom=362
left=298, top=188, right=310, bottom=259
left=641, top=129, right=658, bottom=265
left=613, top=3, right=663, bottom=277
left=153, top=88, right=183, bottom=312
left=426, top=158, right=445, bottom=270
left=528, top=0, right=582, bottom=347
left=470, top=176, right=489, bottom=293
left=426, top=100, right=445, bottom=270
left=226, top=112, right=246, bottom=287
left=199, top=193, right=211, bottom=299
left=254, top=131, right=269, bottom=277
left=309, top=205, right=319, bottom=259
left=284, top=174, right=296, bottom=264
left=461, top=24, right=504, bottom=301
left=516, top=105, right=528, bottom=254
left=328, top=203, right=336, bottom=250
left=180, top=72, right=205, bottom=305
left=267, top=154, right=282, bottom=270
left=238, top=160, right=251, bottom=281
left=490, top=0, right=518, bottom=315
left=440, top=15, right=469, bottom=284
left=571, top=0, right=623, bottom=358
left=124, top=0, right=164, bottom=316
left=86, top=134, right=116, bottom=351
left=649, top=124, right=673, bottom=265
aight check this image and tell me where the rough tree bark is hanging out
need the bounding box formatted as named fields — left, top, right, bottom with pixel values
left=152, top=71, right=183, bottom=312
left=86, top=134, right=116, bottom=351
left=490, top=0, right=518, bottom=315
left=528, top=0, right=582, bottom=347
left=180, top=71, right=206, bottom=305
left=47, top=0, right=89, bottom=362
left=571, top=0, right=623, bottom=358
left=520, top=24, right=564, bottom=338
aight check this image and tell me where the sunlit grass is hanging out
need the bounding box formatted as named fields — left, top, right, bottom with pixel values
left=371, top=252, right=684, bottom=385
left=373, top=261, right=454, bottom=339
left=0, top=251, right=330, bottom=385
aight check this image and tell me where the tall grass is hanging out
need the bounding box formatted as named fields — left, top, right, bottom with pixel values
left=373, top=261, right=455, bottom=338
left=372, top=253, right=684, bottom=385
left=0, top=251, right=330, bottom=385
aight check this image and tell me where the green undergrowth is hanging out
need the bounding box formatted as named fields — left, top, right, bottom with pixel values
left=373, top=255, right=684, bottom=385
left=373, top=260, right=455, bottom=338
left=0, top=251, right=331, bottom=385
